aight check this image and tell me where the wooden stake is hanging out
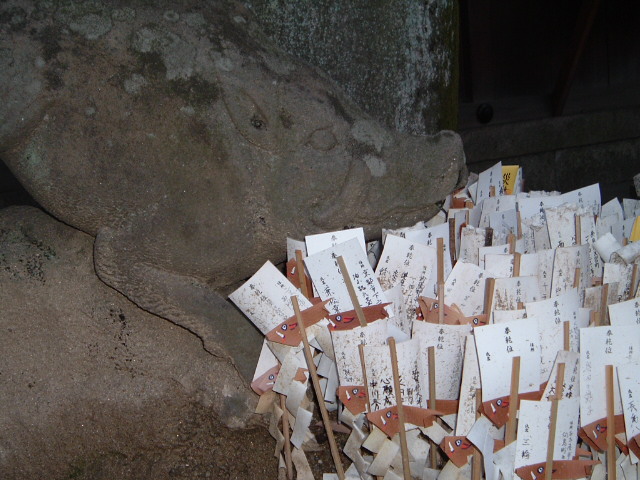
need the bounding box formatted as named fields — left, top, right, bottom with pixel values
left=428, top=346, right=439, bottom=468
left=505, top=356, right=521, bottom=445
left=448, top=218, right=457, bottom=266
left=590, top=309, right=598, bottom=327
left=629, top=264, right=638, bottom=300
left=563, top=321, right=571, bottom=351
left=484, top=277, right=496, bottom=315
left=574, top=215, right=582, bottom=245
left=545, top=363, right=566, bottom=480
left=337, top=255, right=367, bottom=327
left=600, top=284, right=609, bottom=326
left=280, top=393, right=294, bottom=480
left=489, top=185, right=496, bottom=197
left=295, top=249, right=310, bottom=300
left=513, top=253, right=521, bottom=278
left=507, top=233, right=516, bottom=254
left=573, top=268, right=581, bottom=290
left=472, top=388, right=483, bottom=480
left=291, top=296, right=345, bottom=480
left=388, top=337, right=412, bottom=480
left=437, top=238, right=445, bottom=325
left=605, top=365, right=616, bottom=480
left=485, top=228, right=494, bottom=247
left=358, top=343, right=371, bottom=413
left=516, top=211, right=523, bottom=239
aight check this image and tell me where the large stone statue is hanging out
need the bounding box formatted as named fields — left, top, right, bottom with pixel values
left=0, top=0, right=465, bottom=376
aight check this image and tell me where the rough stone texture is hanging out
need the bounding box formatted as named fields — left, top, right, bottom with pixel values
left=0, top=0, right=466, bottom=369
left=0, top=206, right=277, bottom=479
left=246, top=0, right=459, bottom=135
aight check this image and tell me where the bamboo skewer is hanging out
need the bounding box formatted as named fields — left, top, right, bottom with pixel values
left=280, top=393, right=294, bottom=480
left=606, top=365, right=616, bottom=480
left=448, top=218, right=457, bottom=266
left=505, top=356, right=521, bottom=445
left=389, top=337, right=412, bottom=480
left=291, top=295, right=345, bottom=480
left=337, top=255, right=367, bottom=327
left=358, top=344, right=371, bottom=413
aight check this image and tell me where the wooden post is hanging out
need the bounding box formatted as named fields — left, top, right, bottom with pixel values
left=505, top=356, right=521, bottom=445
left=605, top=365, right=616, bottom=480
left=513, top=253, right=521, bottom=278
left=484, top=277, right=496, bottom=316
left=295, top=249, right=310, bottom=300
left=574, top=215, right=582, bottom=245
left=472, top=388, right=483, bottom=480
left=358, top=344, right=371, bottom=413
left=448, top=218, right=457, bottom=266
left=545, top=364, right=566, bottom=480
left=600, top=284, right=609, bottom=326
left=428, top=346, right=439, bottom=468
left=573, top=268, right=581, bottom=291
left=629, top=264, right=638, bottom=300
left=337, top=256, right=367, bottom=327
left=437, top=238, right=445, bottom=325
left=389, top=338, right=412, bottom=480
left=291, top=296, right=345, bottom=480
left=563, top=321, right=571, bottom=351
left=507, top=233, right=516, bottom=254
left=280, top=394, right=294, bottom=480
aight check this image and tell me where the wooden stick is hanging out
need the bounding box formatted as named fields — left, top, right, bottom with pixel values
left=629, top=264, right=638, bottom=300
left=507, top=233, right=516, bottom=254
left=280, top=393, right=294, bottom=480
left=489, top=185, right=496, bottom=197
left=485, top=227, right=494, bottom=247
left=472, top=388, right=483, bottom=480
left=337, top=255, right=367, bottom=327
left=291, top=296, right=345, bottom=480
left=573, top=268, right=581, bottom=290
left=545, top=363, right=566, bottom=480
left=513, top=252, right=521, bottom=278
left=505, top=356, right=521, bottom=445
left=389, top=337, right=412, bottom=480
left=575, top=215, right=582, bottom=245
left=358, top=343, right=371, bottom=413
left=590, top=309, right=598, bottom=327
left=600, top=283, right=609, bottom=326
left=428, top=346, right=439, bottom=468
left=484, top=277, right=496, bottom=315
left=563, top=321, right=571, bottom=351
left=448, top=218, right=457, bottom=266
left=295, top=249, right=310, bottom=300
left=605, top=364, right=616, bottom=480
left=437, top=238, right=445, bottom=325
left=516, top=211, right=523, bottom=239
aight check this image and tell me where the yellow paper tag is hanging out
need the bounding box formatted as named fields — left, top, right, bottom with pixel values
left=502, top=165, right=520, bottom=195
left=631, top=216, right=640, bottom=242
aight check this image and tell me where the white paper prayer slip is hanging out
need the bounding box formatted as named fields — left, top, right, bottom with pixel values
left=474, top=319, right=541, bottom=402
left=476, top=162, right=505, bottom=205
left=466, top=415, right=501, bottom=480
left=458, top=226, right=487, bottom=265
left=609, top=297, right=640, bottom=326
left=375, top=234, right=436, bottom=305
left=550, top=244, right=590, bottom=298
left=305, top=227, right=366, bottom=256
left=577, top=212, right=604, bottom=278
left=455, top=335, right=481, bottom=436
left=525, top=288, right=582, bottom=350
left=541, top=350, right=580, bottom=401
left=287, top=237, right=307, bottom=261
left=560, top=183, right=601, bottom=217
left=517, top=194, right=565, bottom=223
left=305, top=237, right=388, bottom=315
left=484, top=253, right=516, bottom=278
left=520, top=249, right=555, bottom=299
left=492, top=309, right=527, bottom=324
left=514, top=398, right=580, bottom=469
left=444, top=261, right=494, bottom=316
left=479, top=195, right=517, bottom=228
left=331, top=319, right=389, bottom=386
left=412, top=322, right=472, bottom=401
left=594, top=232, right=622, bottom=263
left=544, top=203, right=579, bottom=249
left=618, top=363, right=640, bottom=451
left=364, top=338, right=424, bottom=411
left=603, top=262, right=636, bottom=301
left=229, top=261, right=314, bottom=334
left=580, top=325, right=640, bottom=428
left=490, top=276, right=541, bottom=311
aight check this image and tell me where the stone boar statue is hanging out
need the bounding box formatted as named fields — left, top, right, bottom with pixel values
left=0, top=0, right=465, bottom=374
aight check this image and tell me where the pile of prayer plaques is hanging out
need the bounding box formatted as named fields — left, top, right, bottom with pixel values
left=230, top=162, right=640, bottom=480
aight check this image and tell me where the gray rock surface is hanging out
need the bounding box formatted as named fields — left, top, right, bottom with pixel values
left=246, top=0, right=459, bottom=135
left=0, top=0, right=465, bottom=371
left=0, top=206, right=274, bottom=479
